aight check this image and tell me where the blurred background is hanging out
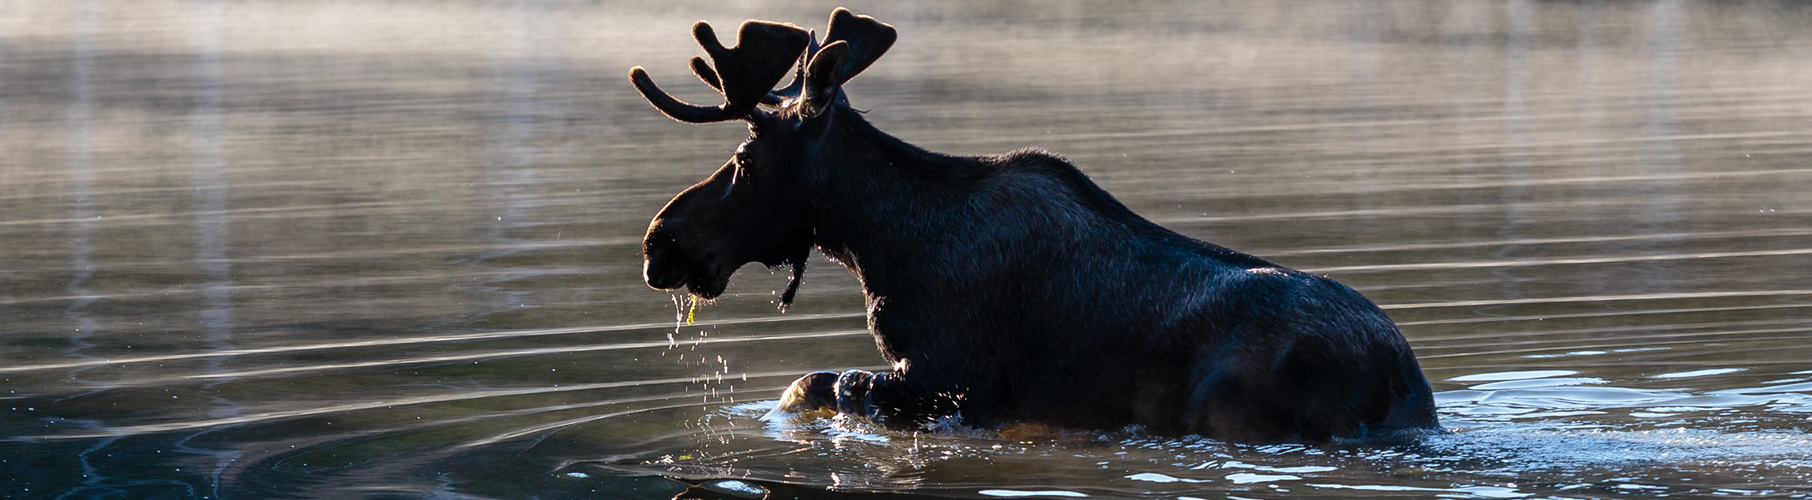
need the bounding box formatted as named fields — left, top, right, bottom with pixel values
left=2, top=1, right=1810, bottom=498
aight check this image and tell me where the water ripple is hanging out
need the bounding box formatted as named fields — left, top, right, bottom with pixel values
left=0, top=313, right=864, bottom=375
left=20, top=370, right=818, bottom=441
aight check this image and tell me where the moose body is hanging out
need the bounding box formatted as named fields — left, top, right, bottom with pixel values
left=634, top=9, right=1439, bottom=442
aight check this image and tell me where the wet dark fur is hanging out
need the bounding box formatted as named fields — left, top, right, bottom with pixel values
left=636, top=10, right=1439, bottom=442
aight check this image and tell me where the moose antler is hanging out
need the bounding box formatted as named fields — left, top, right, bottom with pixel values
left=767, top=8, right=897, bottom=106
left=821, top=8, right=897, bottom=85
left=629, top=20, right=810, bottom=123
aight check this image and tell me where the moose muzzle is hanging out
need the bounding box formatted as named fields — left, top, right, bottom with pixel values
left=641, top=232, right=689, bottom=291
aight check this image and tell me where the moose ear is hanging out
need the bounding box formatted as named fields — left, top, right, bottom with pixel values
left=768, top=9, right=896, bottom=114
left=801, top=41, right=848, bottom=117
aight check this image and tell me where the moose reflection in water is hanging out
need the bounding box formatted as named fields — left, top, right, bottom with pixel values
left=633, top=9, right=1438, bottom=442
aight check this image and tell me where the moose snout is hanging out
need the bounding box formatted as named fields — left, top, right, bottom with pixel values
left=643, top=257, right=684, bottom=290
left=642, top=233, right=687, bottom=290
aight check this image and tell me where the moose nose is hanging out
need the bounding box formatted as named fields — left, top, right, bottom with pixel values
left=642, top=237, right=686, bottom=290
left=643, top=255, right=685, bottom=290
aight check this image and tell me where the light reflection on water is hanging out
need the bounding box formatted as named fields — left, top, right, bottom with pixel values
left=3, top=0, right=1811, bottom=498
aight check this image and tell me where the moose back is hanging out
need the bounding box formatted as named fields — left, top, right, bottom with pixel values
left=631, top=8, right=1439, bottom=442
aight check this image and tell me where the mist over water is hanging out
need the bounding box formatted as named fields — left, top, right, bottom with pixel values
left=3, top=1, right=1810, bottom=497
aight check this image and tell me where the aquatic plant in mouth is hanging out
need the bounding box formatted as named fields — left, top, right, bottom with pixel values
left=668, top=293, right=704, bottom=349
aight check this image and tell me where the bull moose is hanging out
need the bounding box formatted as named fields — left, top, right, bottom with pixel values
left=632, top=8, right=1439, bottom=442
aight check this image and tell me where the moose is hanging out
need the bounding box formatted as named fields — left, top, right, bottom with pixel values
left=633, top=8, right=1439, bottom=442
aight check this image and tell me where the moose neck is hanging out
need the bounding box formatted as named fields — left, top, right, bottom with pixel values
left=805, top=107, right=981, bottom=296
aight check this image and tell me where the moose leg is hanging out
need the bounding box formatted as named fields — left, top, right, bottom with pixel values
left=832, top=369, right=874, bottom=416
left=774, top=370, right=840, bottom=414
left=833, top=369, right=961, bottom=429
left=773, top=369, right=956, bottom=429
left=1182, top=365, right=1289, bottom=442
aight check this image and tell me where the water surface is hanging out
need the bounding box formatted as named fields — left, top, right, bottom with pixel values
left=3, top=0, right=1811, bottom=498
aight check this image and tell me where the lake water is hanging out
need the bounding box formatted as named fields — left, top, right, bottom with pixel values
left=3, top=0, right=1810, bottom=498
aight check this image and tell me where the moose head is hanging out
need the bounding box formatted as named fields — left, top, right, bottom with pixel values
left=633, top=8, right=896, bottom=309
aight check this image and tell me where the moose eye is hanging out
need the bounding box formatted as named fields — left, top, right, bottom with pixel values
left=732, top=142, right=753, bottom=167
